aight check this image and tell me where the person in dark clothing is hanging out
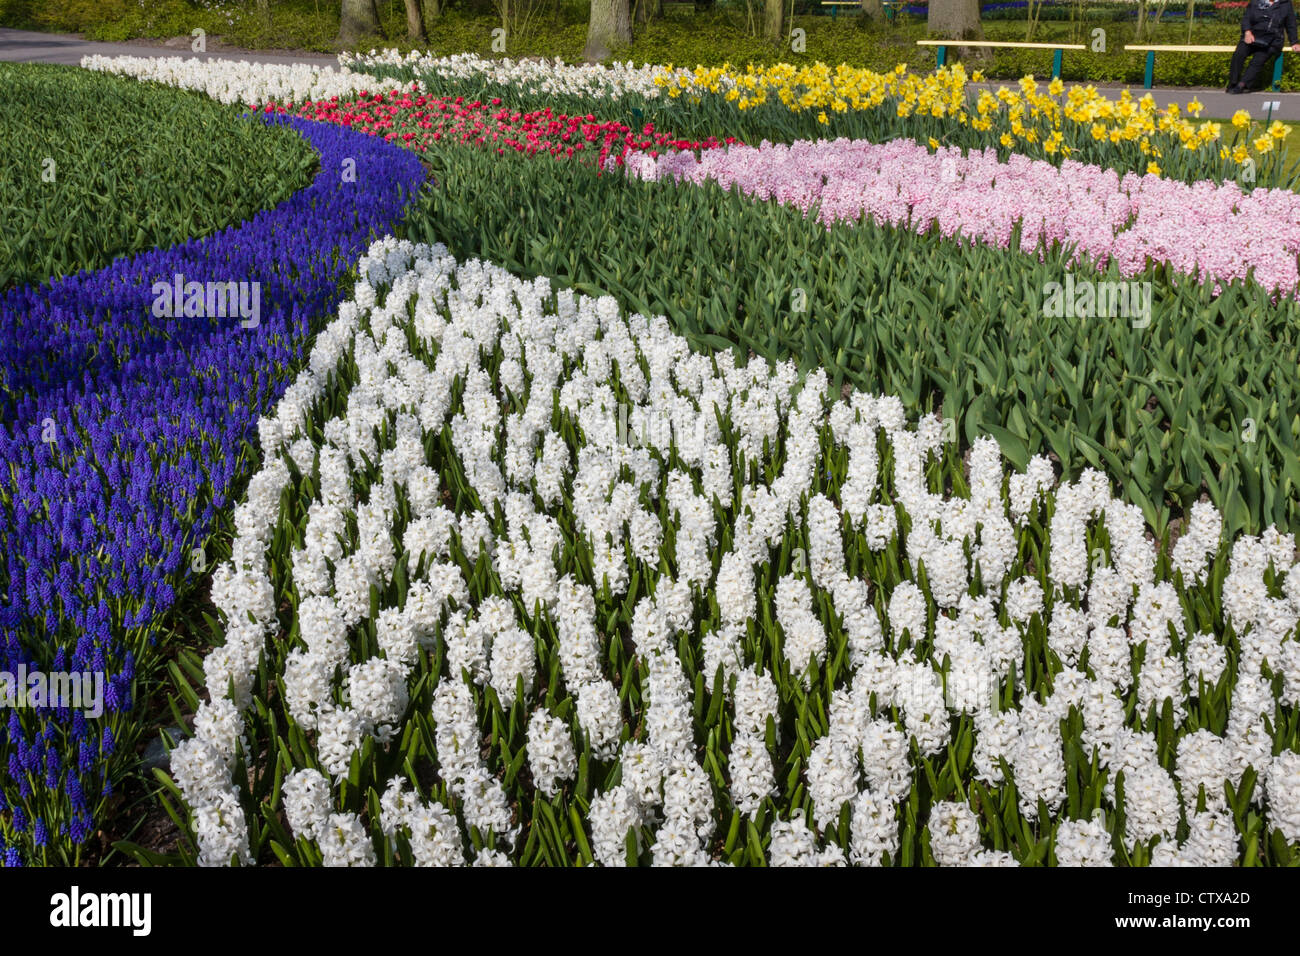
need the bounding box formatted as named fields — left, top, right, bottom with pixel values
left=1228, top=0, right=1300, bottom=93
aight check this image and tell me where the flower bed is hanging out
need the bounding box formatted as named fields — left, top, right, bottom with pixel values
left=341, top=53, right=1294, bottom=189
left=0, top=63, right=315, bottom=292
left=401, top=139, right=1300, bottom=540
left=0, top=115, right=424, bottom=866
left=633, top=135, right=1300, bottom=296
left=262, top=90, right=731, bottom=168
left=9, top=50, right=1297, bottom=869
left=79, top=54, right=405, bottom=106
left=169, top=237, right=1300, bottom=867
left=337, top=51, right=688, bottom=102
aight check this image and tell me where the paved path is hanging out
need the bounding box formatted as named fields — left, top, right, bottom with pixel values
left=0, top=27, right=337, bottom=67
left=4, top=25, right=1300, bottom=119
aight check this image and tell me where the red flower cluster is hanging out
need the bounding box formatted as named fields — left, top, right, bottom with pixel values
left=259, top=88, right=734, bottom=170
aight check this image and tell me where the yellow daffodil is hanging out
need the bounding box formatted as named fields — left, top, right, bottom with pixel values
left=661, top=63, right=1278, bottom=185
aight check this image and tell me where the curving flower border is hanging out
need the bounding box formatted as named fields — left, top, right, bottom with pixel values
left=0, top=115, right=424, bottom=865
left=631, top=136, right=1300, bottom=297
left=79, top=54, right=405, bottom=106
left=172, top=237, right=1300, bottom=868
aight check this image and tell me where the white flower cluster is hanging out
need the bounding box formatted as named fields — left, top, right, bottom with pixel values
left=729, top=667, right=778, bottom=817
left=337, top=50, right=691, bottom=102
left=769, top=814, right=847, bottom=866
left=377, top=776, right=470, bottom=866
left=1172, top=501, right=1223, bottom=585
left=182, top=236, right=1300, bottom=866
left=169, top=699, right=252, bottom=867
left=527, top=710, right=577, bottom=797
left=170, top=457, right=287, bottom=865
left=79, top=54, right=405, bottom=105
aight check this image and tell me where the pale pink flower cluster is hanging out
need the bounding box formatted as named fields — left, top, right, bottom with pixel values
left=638, top=138, right=1300, bottom=296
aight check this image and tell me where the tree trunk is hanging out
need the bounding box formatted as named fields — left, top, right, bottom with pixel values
left=860, top=0, right=884, bottom=20
left=583, top=0, right=632, bottom=62
left=403, top=0, right=426, bottom=38
left=425, top=0, right=441, bottom=21
left=339, top=0, right=381, bottom=44
left=763, top=0, right=782, bottom=41
left=928, top=0, right=982, bottom=37
left=927, top=0, right=983, bottom=60
left=635, top=0, right=662, bottom=25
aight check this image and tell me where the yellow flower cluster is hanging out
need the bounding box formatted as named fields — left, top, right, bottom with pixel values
left=652, top=61, right=1289, bottom=177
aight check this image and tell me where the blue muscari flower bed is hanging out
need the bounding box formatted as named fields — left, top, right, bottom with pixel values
left=0, top=113, right=424, bottom=865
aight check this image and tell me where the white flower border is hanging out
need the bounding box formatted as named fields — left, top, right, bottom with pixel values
left=80, top=54, right=407, bottom=106
left=171, top=237, right=1300, bottom=867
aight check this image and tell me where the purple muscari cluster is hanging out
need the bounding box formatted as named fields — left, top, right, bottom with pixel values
left=0, top=114, right=424, bottom=865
